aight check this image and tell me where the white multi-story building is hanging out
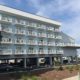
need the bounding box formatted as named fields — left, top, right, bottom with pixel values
left=0, top=5, right=80, bottom=68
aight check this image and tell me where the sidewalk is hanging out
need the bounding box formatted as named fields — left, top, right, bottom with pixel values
left=63, top=75, right=78, bottom=80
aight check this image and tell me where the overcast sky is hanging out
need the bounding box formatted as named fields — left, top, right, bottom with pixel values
left=0, top=0, right=80, bottom=43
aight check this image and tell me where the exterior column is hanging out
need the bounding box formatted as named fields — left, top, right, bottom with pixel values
left=14, top=59, right=18, bottom=63
left=68, top=57, right=71, bottom=64
left=60, top=55, right=63, bottom=65
left=75, top=55, right=78, bottom=64
left=24, top=58, right=26, bottom=68
left=37, top=58, right=40, bottom=67
left=50, top=57, right=53, bottom=66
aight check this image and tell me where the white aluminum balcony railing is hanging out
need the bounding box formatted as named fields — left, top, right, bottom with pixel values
left=56, top=50, right=63, bottom=54
left=27, top=50, right=36, bottom=54
left=56, top=43, right=80, bottom=47
left=0, top=16, right=12, bottom=23
left=27, top=31, right=37, bottom=36
left=47, top=34, right=55, bottom=38
left=47, top=27, right=54, bottom=31
left=48, top=50, right=56, bottom=54
left=1, top=27, right=12, bottom=33
left=0, top=49, right=12, bottom=55
left=15, top=50, right=25, bottom=54
left=38, top=33, right=46, bottom=37
left=27, top=40, right=37, bottom=45
left=26, top=22, right=36, bottom=28
left=38, top=51, right=45, bottom=54
left=15, top=19, right=26, bottom=26
left=54, top=29, right=60, bottom=32
left=15, top=39, right=26, bottom=44
left=48, top=43, right=55, bottom=46
left=1, top=38, right=12, bottom=44
left=37, top=25, right=46, bottom=30
left=38, top=42, right=47, bottom=46
left=15, top=29, right=26, bottom=35
left=55, top=36, right=62, bottom=39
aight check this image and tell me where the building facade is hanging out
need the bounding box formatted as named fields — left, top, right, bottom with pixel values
left=0, top=5, right=79, bottom=68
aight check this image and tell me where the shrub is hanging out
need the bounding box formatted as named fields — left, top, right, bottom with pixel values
left=68, top=66, right=74, bottom=73
left=58, top=66, right=64, bottom=71
left=75, top=65, right=80, bottom=70
left=21, top=75, right=29, bottom=80
left=31, top=76, right=38, bottom=80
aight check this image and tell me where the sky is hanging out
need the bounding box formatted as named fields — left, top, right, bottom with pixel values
left=0, top=0, right=80, bottom=44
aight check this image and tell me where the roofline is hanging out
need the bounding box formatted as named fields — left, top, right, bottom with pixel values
left=0, top=5, right=61, bottom=26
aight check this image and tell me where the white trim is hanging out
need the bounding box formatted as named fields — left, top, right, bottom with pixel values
left=0, top=5, right=61, bottom=26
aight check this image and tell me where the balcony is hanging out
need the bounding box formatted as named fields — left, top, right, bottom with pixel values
left=15, top=49, right=25, bottom=54
left=27, top=50, right=36, bottom=54
left=54, top=29, right=60, bottom=32
left=1, top=38, right=12, bottom=44
left=0, top=49, right=12, bottom=55
left=47, top=34, right=55, bottom=39
left=56, top=50, right=63, bottom=54
left=47, top=27, right=54, bottom=31
left=15, top=29, right=25, bottom=35
left=27, top=40, right=37, bottom=45
left=55, top=36, right=62, bottom=39
left=15, top=20, right=26, bottom=26
left=48, top=42, right=55, bottom=46
left=38, top=42, right=47, bottom=46
left=0, top=16, right=12, bottom=24
left=1, top=27, right=12, bottom=34
left=15, top=39, right=26, bottom=45
left=37, top=25, right=46, bottom=30
left=38, top=51, right=45, bottom=54
left=48, top=50, right=56, bottom=54
left=26, top=22, right=36, bottom=28
left=27, top=31, right=37, bottom=37
left=38, top=33, right=46, bottom=38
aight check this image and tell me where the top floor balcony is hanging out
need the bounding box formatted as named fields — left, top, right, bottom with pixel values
left=37, top=24, right=46, bottom=30
left=47, top=27, right=54, bottom=31
left=14, top=19, right=26, bottom=26
left=0, top=15, right=12, bottom=24
left=26, top=22, right=36, bottom=28
left=54, top=28, right=60, bottom=32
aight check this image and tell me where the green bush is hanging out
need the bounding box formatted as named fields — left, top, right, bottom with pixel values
left=21, top=75, right=38, bottom=80
left=21, top=75, right=29, bottom=80
left=31, top=76, right=38, bottom=80
left=58, top=66, right=64, bottom=71
left=68, top=66, right=74, bottom=73
left=75, top=65, right=80, bottom=70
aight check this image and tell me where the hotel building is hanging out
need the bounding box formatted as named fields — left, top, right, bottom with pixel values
left=0, top=5, right=80, bottom=68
